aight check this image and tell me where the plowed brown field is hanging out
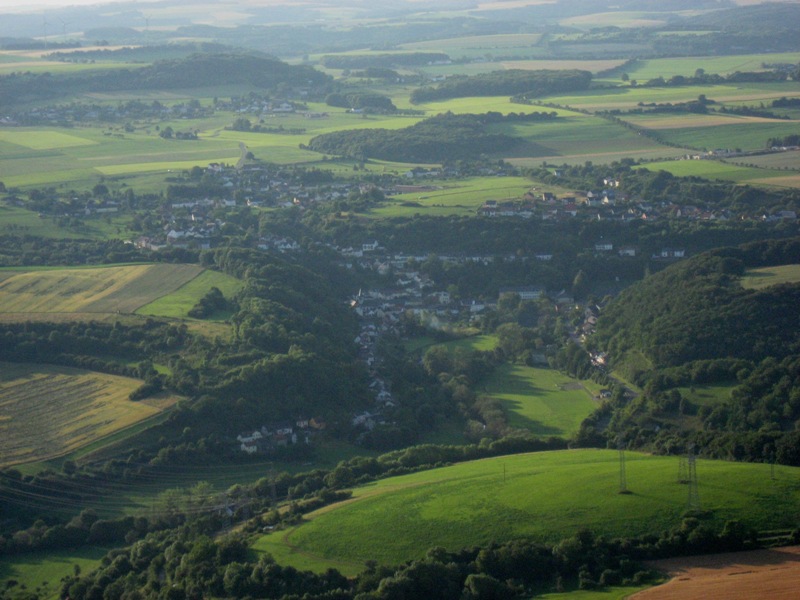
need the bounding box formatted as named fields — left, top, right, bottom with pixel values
left=632, top=546, right=800, bottom=600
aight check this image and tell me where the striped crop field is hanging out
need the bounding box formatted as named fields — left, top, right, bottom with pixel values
left=0, top=362, right=178, bottom=466
left=0, top=264, right=204, bottom=319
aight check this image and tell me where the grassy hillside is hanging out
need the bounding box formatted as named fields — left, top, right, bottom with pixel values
left=0, top=362, right=178, bottom=466
left=255, top=449, right=800, bottom=573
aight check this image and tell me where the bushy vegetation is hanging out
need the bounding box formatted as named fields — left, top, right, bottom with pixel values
left=307, top=111, right=556, bottom=162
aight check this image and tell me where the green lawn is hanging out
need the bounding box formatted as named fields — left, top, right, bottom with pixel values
left=484, top=365, right=598, bottom=437
left=255, top=449, right=800, bottom=573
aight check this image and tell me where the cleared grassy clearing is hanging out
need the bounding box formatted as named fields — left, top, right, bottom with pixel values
left=742, top=265, right=800, bottom=290
left=0, top=546, right=108, bottom=599
left=256, top=449, right=800, bottom=572
left=0, top=362, right=178, bottom=466
left=136, top=268, right=244, bottom=319
left=484, top=364, right=597, bottom=437
left=677, top=383, right=735, bottom=407
left=0, top=264, right=203, bottom=316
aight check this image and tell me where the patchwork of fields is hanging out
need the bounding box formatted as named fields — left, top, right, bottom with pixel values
left=0, top=264, right=204, bottom=318
left=0, top=362, right=177, bottom=466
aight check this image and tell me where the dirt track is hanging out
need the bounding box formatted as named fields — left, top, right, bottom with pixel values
left=632, top=546, right=800, bottom=600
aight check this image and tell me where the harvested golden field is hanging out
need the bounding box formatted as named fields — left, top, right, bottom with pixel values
left=633, top=546, right=800, bottom=600
left=500, top=59, right=627, bottom=73
left=0, top=264, right=203, bottom=318
left=0, top=362, right=178, bottom=466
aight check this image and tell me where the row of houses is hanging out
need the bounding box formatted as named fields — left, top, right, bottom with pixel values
left=236, top=418, right=326, bottom=454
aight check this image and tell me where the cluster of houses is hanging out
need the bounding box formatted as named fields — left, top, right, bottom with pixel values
left=236, top=418, right=326, bottom=454
left=477, top=187, right=748, bottom=224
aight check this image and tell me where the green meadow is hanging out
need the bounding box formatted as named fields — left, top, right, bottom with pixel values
left=677, top=382, right=736, bottom=408
left=374, top=176, right=535, bottom=218
left=645, top=121, right=800, bottom=153
left=742, top=264, right=800, bottom=290
left=0, top=546, right=109, bottom=600
left=136, top=268, right=244, bottom=319
left=484, top=365, right=598, bottom=437
left=255, top=449, right=800, bottom=572
left=638, top=159, right=790, bottom=186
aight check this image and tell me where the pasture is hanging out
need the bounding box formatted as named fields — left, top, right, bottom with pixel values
left=484, top=364, right=598, bottom=437
left=374, top=176, right=536, bottom=218
left=0, top=264, right=204, bottom=318
left=741, top=264, right=800, bottom=290
left=254, top=449, right=800, bottom=573
left=642, top=121, right=800, bottom=153
left=136, top=268, right=244, bottom=319
left=637, top=159, right=792, bottom=187
left=0, top=362, right=178, bottom=466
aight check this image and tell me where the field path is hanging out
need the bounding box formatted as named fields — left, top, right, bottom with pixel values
left=632, top=546, right=800, bottom=600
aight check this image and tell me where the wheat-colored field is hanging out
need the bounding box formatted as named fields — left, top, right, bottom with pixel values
left=0, top=264, right=203, bottom=317
left=0, top=362, right=178, bottom=466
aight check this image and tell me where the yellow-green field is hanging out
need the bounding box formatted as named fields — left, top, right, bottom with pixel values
left=742, top=265, right=800, bottom=290
left=0, top=362, right=178, bottom=466
left=0, top=264, right=203, bottom=318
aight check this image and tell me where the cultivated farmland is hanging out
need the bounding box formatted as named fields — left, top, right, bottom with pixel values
left=255, top=449, right=800, bottom=573
left=0, top=264, right=204, bottom=320
left=0, top=362, right=178, bottom=466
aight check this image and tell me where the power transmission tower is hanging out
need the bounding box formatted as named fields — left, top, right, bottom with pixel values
left=687, top=444, right=700, bottom=510
left=618, top=439, right=630, bottom=494
left=677, top=455, right=688, bottom=484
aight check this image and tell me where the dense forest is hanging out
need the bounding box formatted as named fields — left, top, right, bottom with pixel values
left=0, top=53, right=331, bottom=106
left=593, top=239, right=800, bottom=368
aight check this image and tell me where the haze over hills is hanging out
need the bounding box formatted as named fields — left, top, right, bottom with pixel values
left=1, top=0, right=800, bottom=597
